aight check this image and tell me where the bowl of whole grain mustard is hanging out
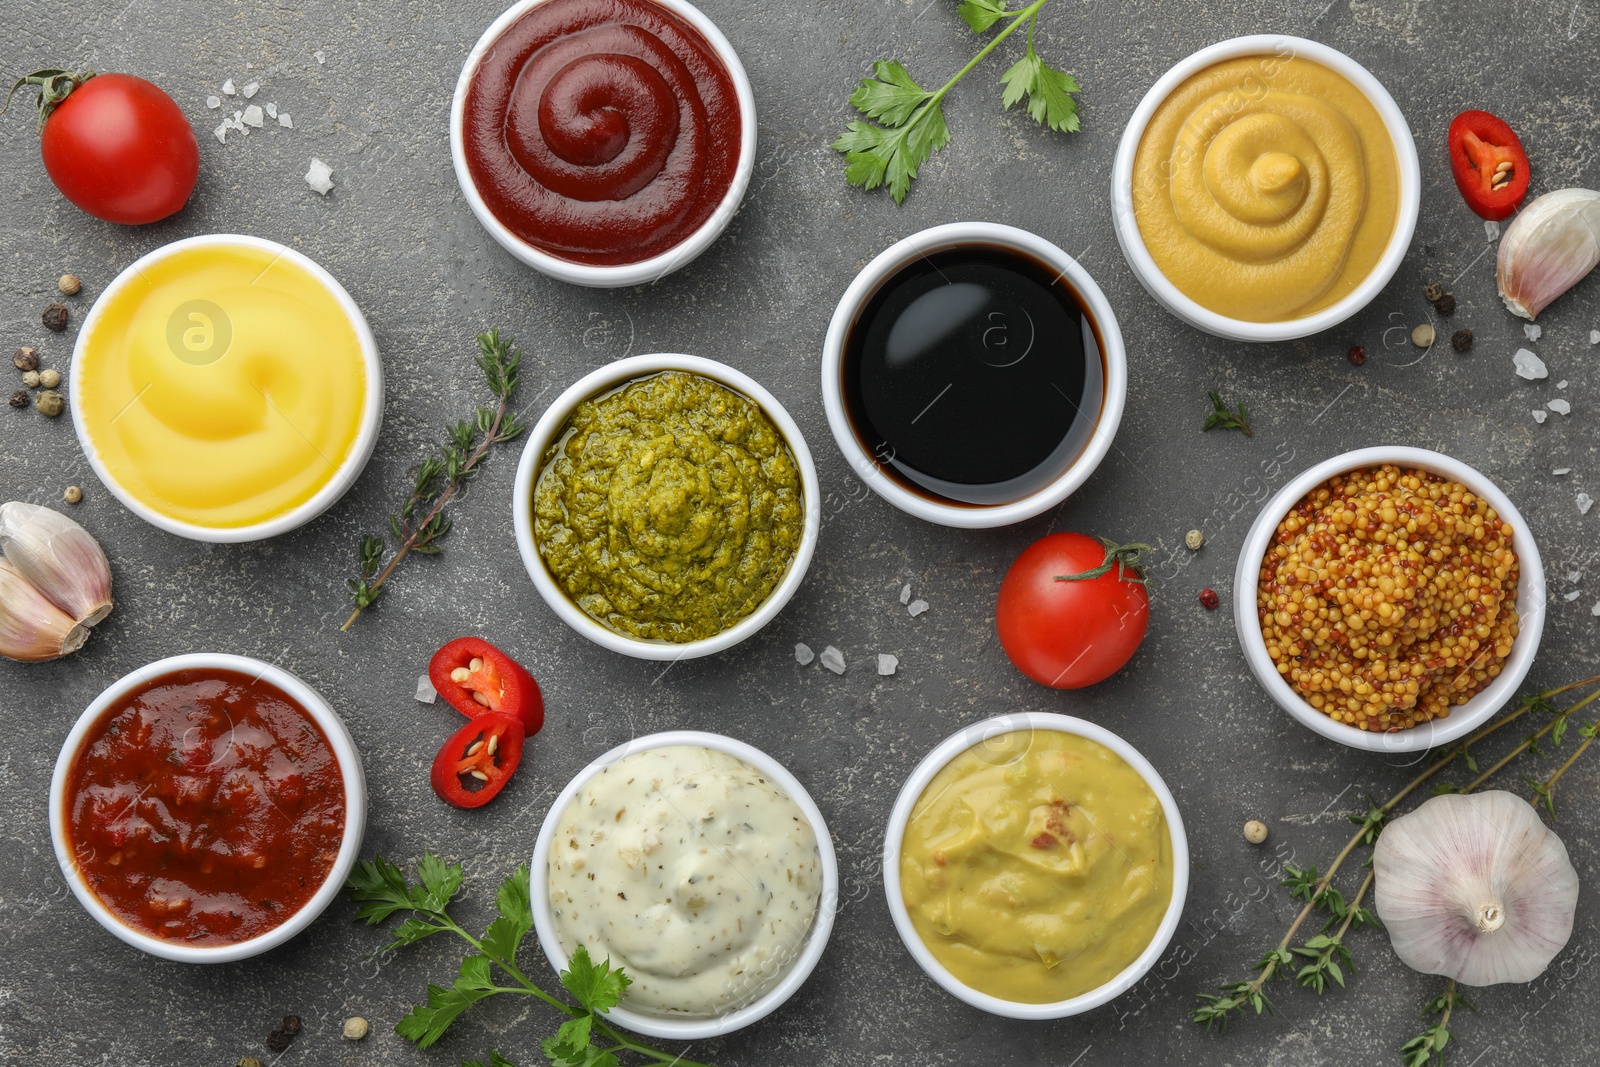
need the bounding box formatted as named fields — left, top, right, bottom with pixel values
left=1235, top=447, right=1545, bottom=753
left=512, top=355, right=819, bottom=660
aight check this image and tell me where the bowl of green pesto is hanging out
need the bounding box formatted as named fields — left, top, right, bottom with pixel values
left=513, top=355, right=820, bottom=660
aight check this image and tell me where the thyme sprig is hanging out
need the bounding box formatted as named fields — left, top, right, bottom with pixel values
left=1401, top=981, right=1474, bottom=1067
left=343, top=330, right=526, bottom=630
left=1202, top=390, right=1252, bottom=437
left=1192, top=675, right=1600, bottom=1039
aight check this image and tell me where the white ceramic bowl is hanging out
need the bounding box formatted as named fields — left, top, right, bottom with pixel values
left=1110, top=35, right=1421, bottom=342
left=1234, top=446, right=1546, bottom=753
left=820, top=222, right=1127, bottom=529
left=48, top=653, right=368, bottom=963
left=883, top=713, right=1188, bottom=1018
left=513, top=354, right=820, bottom=660
left=69, top=234, right=384, bottom=543
left=530, top=730, right=837, bottom=1039
left=450, top=0, right=757, bottom=288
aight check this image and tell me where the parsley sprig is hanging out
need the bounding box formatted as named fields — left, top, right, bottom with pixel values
left=347, top=854, right=713, bottom=1067
left=833, top=0, right=1080, bottom=204
left=343, top=330, right=526, bottom=630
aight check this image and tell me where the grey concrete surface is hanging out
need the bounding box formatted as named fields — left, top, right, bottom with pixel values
left=2, top=0, right=1598, bottom=1064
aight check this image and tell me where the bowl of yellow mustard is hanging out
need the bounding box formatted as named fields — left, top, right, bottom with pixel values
left=883, top=712, right=1188, bottom=1019
left=70, top=235, right=383, bottom=541
left=1111, top=36, right=1420, bottom=342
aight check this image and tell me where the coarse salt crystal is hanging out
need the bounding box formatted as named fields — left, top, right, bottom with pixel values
left=899, top=583, right=912, bottom=606
left=908, top=599, right=929, bottom=617
left=1549, top=399, right=1572, bottom=415
left=1590, top=329, right=1600, bottom=345
left=794, top=642, right=814, bottom=666
left=242, top=104, right=264, bottom=128
left=877, top=653, right=899, bottom=676
left=415, top=674, right=437, bottom=703
left=1593, top=602, right=1600, bottom=617
left=1515, top=349, right=1549, bottom=380
left=1566, top=590, right=1582, bottom=601
left=242, top=81, right=259, bottom=98
left=1532, top=410, right=1548, bottom=424
left=314, top=50, right=326, bottom=64
left=206, top=95, right=221, bottom=109
left=1580, top=493, right=1594, bottom=515
left=305, top=157, right=334, bottom=194
left=1558, top=380, right=1569, bottom=390
left=1555, top=468, right=1572, bottom=475
left=1485, top=220, right=1501, bottom=242
left=819, top=645, right=846, bottom=675
left=221, top=78, right=236, bottom=95
left=1524, top=323, right=1542, bottom=342
left=213, top=123, right=228, bottom=144
left=1567, top=570, right=1581, bottom=582
left=277, top=112, right=293, bottom=128
left=265, top=102, right=277, bottom=118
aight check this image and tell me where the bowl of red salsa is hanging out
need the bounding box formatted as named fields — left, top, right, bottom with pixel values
left=450, top=0, right=756, bottom=287
left=48, top=654, right=366, bottom=962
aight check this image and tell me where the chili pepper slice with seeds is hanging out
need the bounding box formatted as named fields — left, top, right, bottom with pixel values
left=431, top=712, right=525, bottom=809
left=427, top=636, right=544, bottom=735
left=1447, top=110, right=1530, bottom=221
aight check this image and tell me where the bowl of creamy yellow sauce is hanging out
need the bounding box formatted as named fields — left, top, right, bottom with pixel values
left=884, top=713, right=1188, bottom=1018
left=1111, top=35, right=1420, bottom=342
left=71, top=235, right=382, bottom=541
left=531, top=730, right=837, bottom=1040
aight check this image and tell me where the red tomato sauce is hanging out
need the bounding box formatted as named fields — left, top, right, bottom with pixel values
left=63, top=669, right=346, bottom=946
left=462, top=0, right=742, bottom=266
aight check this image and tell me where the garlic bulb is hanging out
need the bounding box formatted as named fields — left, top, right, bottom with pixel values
left=1374, top=790, right=1578, bottom=987
left=1496, top=188, right=1600, bottom=320
left=0, top=501, right=114, bottom=662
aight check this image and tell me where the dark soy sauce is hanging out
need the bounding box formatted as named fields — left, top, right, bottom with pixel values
left=841, top=244, right=1105, bottom=506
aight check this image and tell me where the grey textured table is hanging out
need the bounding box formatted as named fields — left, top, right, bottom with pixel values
left=2, top=1, right=1597, bottom=1064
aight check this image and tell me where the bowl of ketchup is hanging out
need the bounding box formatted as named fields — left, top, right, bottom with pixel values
left=49, top=654, right=367, bottom=963
left=452, top=0, right=757, bottom=287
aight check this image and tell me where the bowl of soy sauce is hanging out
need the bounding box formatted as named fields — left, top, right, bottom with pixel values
left=821, top=222, right=1127, bottom=528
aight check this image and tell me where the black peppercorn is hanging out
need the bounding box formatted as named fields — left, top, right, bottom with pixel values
left=9, top=389, right=29, bottom=409
left=1347, top=345, right=1367, bottom=366
left=1432, top=293, right=1456, bottom=316
left=1452, top=329, right=1474, bottom=352
left=12, top=346, right=39, bottom=371
left=42, top=304, right=69, bottom=331
left=265, top=1031, right=291, bottom=1054
left=279, top=1015, right=302, bottom=1036
left=1422, top=282, right=1444, bottom=303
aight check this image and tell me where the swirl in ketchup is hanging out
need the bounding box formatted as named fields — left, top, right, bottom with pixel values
left=463, top=0, right=743, bottom=266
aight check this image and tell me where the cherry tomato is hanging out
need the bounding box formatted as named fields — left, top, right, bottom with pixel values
left=15, top=70, right=198, bottom=224
left=996, top=533, right=1151, bottom=689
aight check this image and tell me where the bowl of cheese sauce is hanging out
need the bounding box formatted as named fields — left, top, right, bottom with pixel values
left=884, top=713, right=1188, bottom=1018
left=71, top=235, right=382, bottom=541
left=532, top=731, right=836, bottom=1039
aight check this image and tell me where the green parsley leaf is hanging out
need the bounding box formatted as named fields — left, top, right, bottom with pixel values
left=481, top=867, right=534, bottom=963
left=958, top=0, right=1012, bottom=33
left=345, top=855, right=419, bottom=924
left=849, top=60, right=934, bottom=125
left=1000, top=46, right=1080, bottom=132
left=415, top=852, right=465, bottom=913
left=463, top=1051, right=520, bottom=1067
left=561, top=945, right=631, bottom=1015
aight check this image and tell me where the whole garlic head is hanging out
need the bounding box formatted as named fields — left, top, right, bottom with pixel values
left=1375, top=790, right=1578, bottom=987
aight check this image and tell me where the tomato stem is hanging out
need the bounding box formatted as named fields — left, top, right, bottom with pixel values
left=4, top=67, right=95, bottom=132
left=1055, top=538, right=1153, bottom=585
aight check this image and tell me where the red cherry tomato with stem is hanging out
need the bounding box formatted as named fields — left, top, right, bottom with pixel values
left=8, top=68, right=198, bottom=224
left=996, top=533, right=1151, bottom=689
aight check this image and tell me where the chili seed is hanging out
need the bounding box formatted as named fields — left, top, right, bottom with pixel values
left=38, top=368, right=60, bottom=389
left=466, top=739, right=484, bottom=756
left=469, top=769, right=490, bottom=782
left=1243, top=819, right=1269, bottom=844
left=12, top=346, right=39, bottom=371
left=42, top=304, right=69, bottom=332
left=1422, top=282, right=1444, bottom=303
left=63, top=485, right=82, bottom=504
left=470, top=689, right=490, bottom=706
left=1199, top=588, right=1220, bottom=610
left=450, top=666, right=471, bottom=683
left=1452, top=329, right=1474, bottom=352
left=58, top=273, right=81, bottom=296
left=9, top=389, right=28, bottom=409
left=1347, top=344, right=1367, bottom=366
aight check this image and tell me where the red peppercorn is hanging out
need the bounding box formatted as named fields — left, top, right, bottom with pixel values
left=1199, top=588, right=1220, bottom=610
left=1347, top=345, right=1367, bottom=366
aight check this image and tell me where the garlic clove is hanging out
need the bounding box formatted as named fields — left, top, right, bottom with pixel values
left=1496, top=188, right=1600, bottom=320
left=0, top=501, right=114, bottom=627
left=1375, top=790, right=1578, bottom=987
left=0, top=558, right=86, bottom=661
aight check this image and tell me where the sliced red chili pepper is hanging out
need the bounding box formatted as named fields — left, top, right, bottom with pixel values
left=1447, top=110, right=1530, bottom=221
left=427, top=636, right=544, bottom=736
left=430, top=712, right=524, bottom=809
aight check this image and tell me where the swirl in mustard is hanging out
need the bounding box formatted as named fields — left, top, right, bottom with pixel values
left=1132, top=56, right=1400, bottom=322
